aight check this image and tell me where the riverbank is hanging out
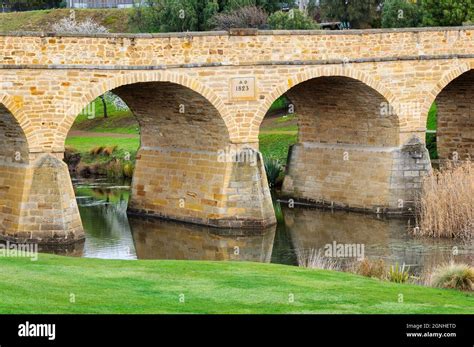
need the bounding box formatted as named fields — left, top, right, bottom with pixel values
left=65, top=98, right=298, bottom=178
left=0, top=253, right=472, bottom=314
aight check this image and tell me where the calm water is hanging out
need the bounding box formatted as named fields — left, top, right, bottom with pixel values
left=57, top=178, right=473, bottom=275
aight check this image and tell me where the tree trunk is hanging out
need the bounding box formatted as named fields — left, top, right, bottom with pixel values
left=100, top=95, right=108, bottom=118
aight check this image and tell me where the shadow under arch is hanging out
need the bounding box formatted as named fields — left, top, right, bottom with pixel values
left=255, top=66, right=397, bottom=129
left=423, top=63, right=474, bottom=161
left=52, top=71, right=233, bottom=152
left=258, top=72, right=429, bottom=213
left=0, top=101, right=30, bottom=238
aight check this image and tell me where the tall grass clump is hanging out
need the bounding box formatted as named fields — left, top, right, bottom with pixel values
left=415, top=161, right=473, bottom=239
left=430, top=262, right=474, bottom=291
left=264, top=157, right=282, bottom=188
left=353, top=258, right=386, bottom=279
left=296, top=249, right=342, bottom=271
left=387, top=262, right=410, bottom=283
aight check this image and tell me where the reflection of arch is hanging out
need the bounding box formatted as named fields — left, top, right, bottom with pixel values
left=256, top=66, right=396, bottom=124
left=53, top=71, right=232, bottom=151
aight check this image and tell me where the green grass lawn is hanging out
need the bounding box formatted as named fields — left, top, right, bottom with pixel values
left=0, top=9, right=135, bottom=33
left=0, top=254, right=472, bottom=314
left=259, top=133, right=297, bottom=164
left=66, top=137, right=139, bottom=156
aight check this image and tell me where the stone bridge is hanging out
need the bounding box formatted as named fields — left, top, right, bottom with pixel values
left=0, top=27, right=473, bottom=244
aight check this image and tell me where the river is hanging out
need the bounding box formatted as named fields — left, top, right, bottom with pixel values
left=50, top=177, right=473, bottom=276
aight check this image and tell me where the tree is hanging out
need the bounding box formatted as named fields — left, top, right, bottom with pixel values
left=307, top=0, right=321, bottom=21
left=381, top=0, right=421, bottom=28
left=420, top=0, right=474, bottom=26
left=218, top=0, right=293, bottom=12
left=211, top=5, right=268, bottom=30
left=4, top=0, right=62, bottom=11
left=268, top=9, right=318, bottom=29
left=100, top=92, right=128, bottom=119
left=130, top=0, right=219, bottom=32
left=320, top=0, right=382, bottom=29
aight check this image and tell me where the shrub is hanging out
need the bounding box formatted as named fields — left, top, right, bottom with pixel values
left=430, top=262, right=474, bottom=291
left=268, top=9, right=318, bottom=30
left=297, top=248, right=342, bottom=271
left=52, top=17, right=109, bottom=34
left=263, top=157, right=282, bottom=188
left=387, top=262, right=410, bottom=283
left=211, top=5, right=268, bottom=30
left=414, top=161, right=473, bottom=239
left=89, top=146, right=105, bottom=156
left=102, top=145, right=117, bottom=157
left=105, top=159, right=124, bottom=178
left=381, top=0, right=421, bottom=28
left=64, top=146, right=81, bottom=171
left=123, top=163, right=134, bottom=178
left=354, top=258, right=386, bottom=279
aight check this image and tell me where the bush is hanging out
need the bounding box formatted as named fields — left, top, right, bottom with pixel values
left=430, top=262, right=474, bottom=291
left=414, top=161, right=473, bottom=239
left=421, top=0, right=474, bottom=27
left=387, top=262, right=410, bottom=283
left=89, top=146, right=105, bottom=156
left=129, top=0, right=219, bottom=33
left=211, top=6, right=268, bottom=30
left=123, top=163, right=134, bottom=178
left=381, top=0, right=421, bottom=28
left=354, top=258, right=386, bottom=279
left=268, top=9, right=318, bottom=30
left=102, top=145, right=117, bottom=157
left=52, top=17, right=109, bottom=34
left=263, top=157, right=282, bottom=188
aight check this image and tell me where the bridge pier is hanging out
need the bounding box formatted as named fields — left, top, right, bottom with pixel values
left=128, top=145, right=276, bottom=227
left=113, top=82, right=275, bottom=228
left=282, top=137, right=431, bottom=213
left=0, top=153, right=84, bottom=244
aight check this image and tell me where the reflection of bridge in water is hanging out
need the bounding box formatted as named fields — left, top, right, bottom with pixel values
left=283, top=207, right=474, bottom=274
left=129, top=216, right=276, bottom=262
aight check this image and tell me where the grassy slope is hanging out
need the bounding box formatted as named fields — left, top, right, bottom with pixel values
left=0, top=254, right=472, bottom=314
left=0, top=8, right=134, bottom=33
left=67, top=99, right=298, bottom=164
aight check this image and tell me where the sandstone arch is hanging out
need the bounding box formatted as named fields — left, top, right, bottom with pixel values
left=53, top=71, right=233, bottom=152
left=427, top=66, right=474, bottom=160
left=260, top=75, right=429, bottom=212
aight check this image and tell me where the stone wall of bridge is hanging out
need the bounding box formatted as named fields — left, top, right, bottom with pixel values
left=0, top=28, right=473, bottom=243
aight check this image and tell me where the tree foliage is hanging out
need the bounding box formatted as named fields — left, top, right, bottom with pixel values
left=320, top=0, right=382, bottom=28
left=219, top=0, right=293, bottom=12
left=420, top=0, right=474, bottom=26
left=3, top=0, right=62, bottom=11
left=381, top=0, right=421, bottom=28
left=130, top=0, right=295, bottom=32
left=211, top=5, right=268, bottom=30
left=130, top=0, right=219, bottom=32
left=268, top=9, right=318, bottom=29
